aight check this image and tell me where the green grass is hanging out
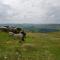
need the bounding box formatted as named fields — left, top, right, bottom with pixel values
left=0, top=32, right=60, bottom=60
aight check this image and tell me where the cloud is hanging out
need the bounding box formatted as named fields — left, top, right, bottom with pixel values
left=0, top=0, right=60, bottom=24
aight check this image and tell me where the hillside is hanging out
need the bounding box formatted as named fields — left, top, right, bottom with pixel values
left=0, top=32, right=60, bottom=60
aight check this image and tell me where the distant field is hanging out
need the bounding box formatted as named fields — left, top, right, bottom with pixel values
left=0, top=32, right=60, bottom=60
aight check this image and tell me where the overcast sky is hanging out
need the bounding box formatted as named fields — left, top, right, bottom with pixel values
left=0, top=0, right=60, bottom=24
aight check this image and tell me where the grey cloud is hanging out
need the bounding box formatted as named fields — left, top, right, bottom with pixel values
left=0, top=2, right=18, bottom=23
left=0, top=0, right=60, bottom=24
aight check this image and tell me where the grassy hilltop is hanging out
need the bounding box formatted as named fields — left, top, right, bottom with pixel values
left=0, top=32, right=60, bottom=60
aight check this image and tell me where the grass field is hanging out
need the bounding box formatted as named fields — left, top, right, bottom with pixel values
left=0, top=31, right=60, bottom=60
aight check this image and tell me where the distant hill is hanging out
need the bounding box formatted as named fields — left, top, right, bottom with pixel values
left=0, top=24, right=60, bottom=32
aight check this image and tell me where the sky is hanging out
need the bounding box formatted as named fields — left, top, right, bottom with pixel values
left=0, top=0, right=60, bottom=24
